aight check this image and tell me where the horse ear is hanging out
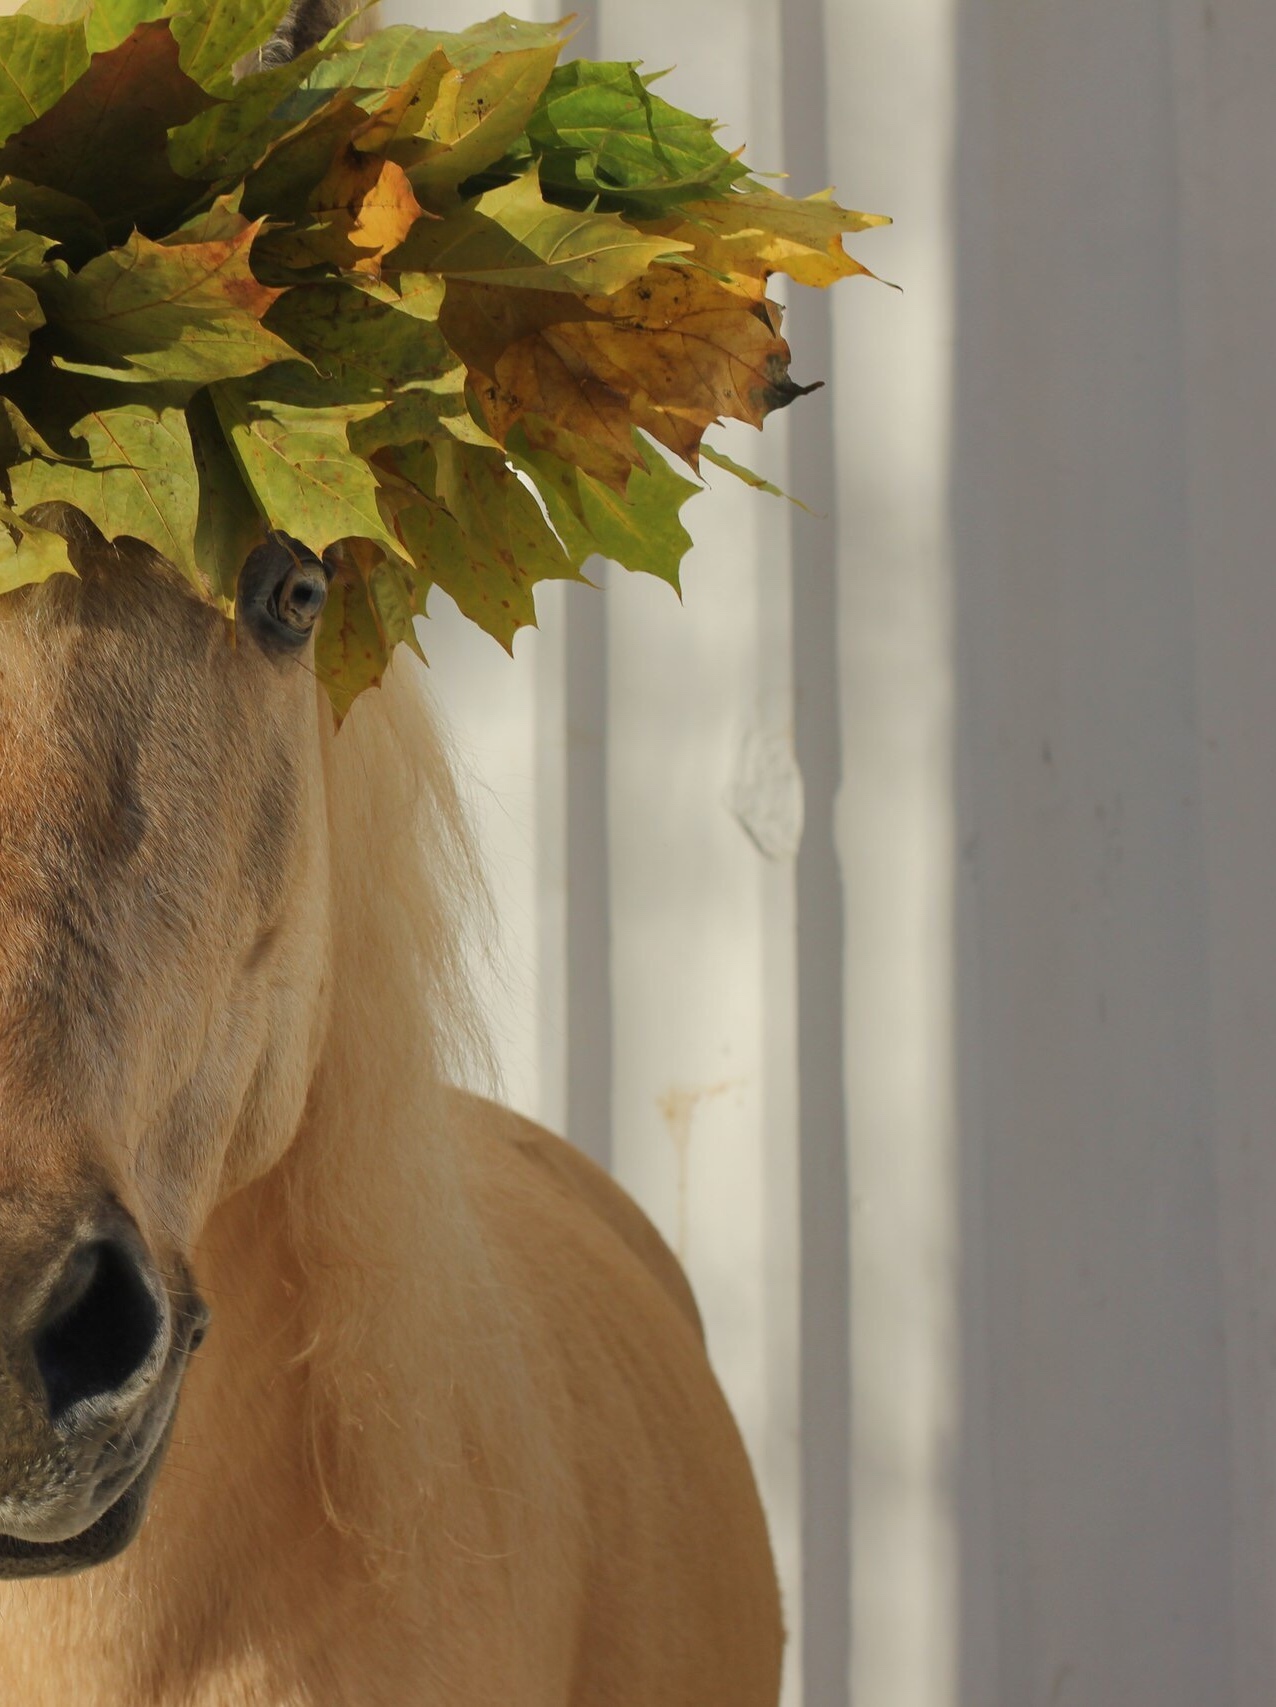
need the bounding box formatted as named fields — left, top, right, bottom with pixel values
left=256, top=0, right=368, bottom=69
left=20, top=502, right=110, bottom=571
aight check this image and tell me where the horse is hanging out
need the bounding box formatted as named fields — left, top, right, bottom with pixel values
left=0, top=433, right=783, bottom=1703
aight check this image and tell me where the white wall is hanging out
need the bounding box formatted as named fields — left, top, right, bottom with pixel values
left=383, top=2, right=808, bottom=1700
left=396, top=2, right=1276, bottom=1705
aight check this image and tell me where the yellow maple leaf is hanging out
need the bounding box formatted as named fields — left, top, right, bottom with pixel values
left=659, top=186, right=890, bottom=288
left=309, top=148, right=426, bottom=276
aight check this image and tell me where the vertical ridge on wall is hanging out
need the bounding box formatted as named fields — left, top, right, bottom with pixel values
left=781, top=2, right=852, bottom=1702
left=558, top=16, right=615, bottom=1174
left=386, top=3, right=806, bottom=1701
left=564, top=556, right=614, bottom=1170
left=828, top=0, right=962, bottom=1703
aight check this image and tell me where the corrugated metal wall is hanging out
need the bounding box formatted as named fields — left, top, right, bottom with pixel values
left=389, top=2, right=1276, bottom=1705
left=0, top=0, right=1267, bottom=1697
left=6, top=0, right=1275, bottom=1696
left=386, top=2, right=815, bottom=1699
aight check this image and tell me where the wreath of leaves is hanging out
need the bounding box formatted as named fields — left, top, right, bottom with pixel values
left=0, top=0, right=886, bottom=717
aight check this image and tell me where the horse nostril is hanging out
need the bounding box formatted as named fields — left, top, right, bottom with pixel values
left=33, top=1239, right=163, bottom=1423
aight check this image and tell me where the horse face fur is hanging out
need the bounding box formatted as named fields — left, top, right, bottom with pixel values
left=0, top=526, right=332, bottom=1571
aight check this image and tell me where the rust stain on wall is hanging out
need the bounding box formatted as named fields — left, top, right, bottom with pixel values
left=657, top=1080, right=739, bottom=1261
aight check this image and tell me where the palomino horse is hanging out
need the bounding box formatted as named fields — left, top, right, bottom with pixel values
left=0, top=7, right=784, bottom=1695
left=0, top=505, right=782, bottom=1695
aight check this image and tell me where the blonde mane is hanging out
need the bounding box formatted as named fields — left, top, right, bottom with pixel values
left=268, top=656, right=557, bottom=1582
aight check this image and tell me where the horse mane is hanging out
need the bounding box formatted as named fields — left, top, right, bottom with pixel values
left=20, top=502, right=556, bottom=1592
left=274, top=654, right=555, bottom=1581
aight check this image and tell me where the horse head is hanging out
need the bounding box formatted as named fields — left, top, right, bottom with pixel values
left=0, top=513, right=335, bottom=1575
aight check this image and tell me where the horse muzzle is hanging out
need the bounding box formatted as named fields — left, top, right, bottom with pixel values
left=0, top=1202, right=208, bottom=1578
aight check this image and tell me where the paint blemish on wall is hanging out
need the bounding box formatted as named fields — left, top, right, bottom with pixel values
left=729, top=728, right=804, bottom=860
left=657, top=1080, right=738, bottom=1260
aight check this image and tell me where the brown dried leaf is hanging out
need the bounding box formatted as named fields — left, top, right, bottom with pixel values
left=443, top=265, right=814, bottom=471
left=0, top=21, right=213, bottom=240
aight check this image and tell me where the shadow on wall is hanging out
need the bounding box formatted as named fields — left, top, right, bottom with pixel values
left=949, top=4, right=1231, bottom=1705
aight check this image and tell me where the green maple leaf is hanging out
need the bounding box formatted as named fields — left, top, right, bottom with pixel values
left=20, top=0, right=294, bottom=78
left=0, top=200, right=56, bottom=278
left=0, top=200, right=47, bottom=371
left=0, top=175, right=106, bottom=268
left=17, top=0, right=165, bottom=57
left=0, top=396, right=70, bottom=465
left=7, top=396, right=201, bottom=583
left=40, top=225, right=299, bottom=388
left=0, top=276, right=44, bottom=375
left=698, top=440, right=808, bottom=509
left=166, top=0, right=294, bottom=93
left=511, top=424, right=697, bottom=588
left=0, top=499, right=77, bottom=594
left=187, top=386, right=265, bottom=607
left=211, top=369, right=406, bottom=564
left=384, top=438, right=580, bottom=649
left=528, top=61, right=749, bottom=215
left=391, top=169, right=691, bottom=295
left=315, top=542, right=426, bottom=723
left=263, top=275, right=451, bottom=398
left=0, top=16, right=91, bottom=149
left=167, top=43, right=344, bottom=183
left=404, top=37, right=564, bottom=208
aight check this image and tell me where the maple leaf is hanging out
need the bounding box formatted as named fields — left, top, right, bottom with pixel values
left=507, top=411, right=636, bottom=491
left=381, top=437, right=581, bottom=649
left=22, top=0, right=299, bottom=74
left=0, top=175, right=107, bottom=268
left=264, top=274, right=453, bottom=400
left=39, top=223, right=298, bottom=388
left=211, top=368, right=408, bottom=565
left=18, top=0, right=163, bottom=57
left=0, top=21, right=214, bottom=241
left=699, top=440, right=808, bottom=508
left=0, top=396, right=67, bottom=466
left=0, top=201, right=56, bottom=277
left=260, top=147, right=426, bottom=277
left=7, top=396, right=202, bottom=583
left=404, top=38, right=565, bottom=209
left=0, top=202, right=48, bottom=371
left=0, top=0, right=885, bottom=714
left=239, top=94, right=374, bottom=226
left=315, top=536, right=425, bottom=723
left=527, top=60, right=749, bottom=215
left=187, top=386, right=266, bottom=607
left=659, top=184, right=891, bottom=287
left=159, top=188, right=251, bottom=245
left=0, top=277, right=45, bottom=376
left=0, top=499, right=77, bottom=594
left=166, top=0, right=294, bottom=93
left=0, top=16, right=91, bottom=149
left=511, top=423, right=697, bottom=588
left=391, top=169, right=691, bottom=295
left=165, top=22, right=556, bottom=186
left=444, top=266, right=816, bottom=472
left=168, top=44, right=344, bottom=184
